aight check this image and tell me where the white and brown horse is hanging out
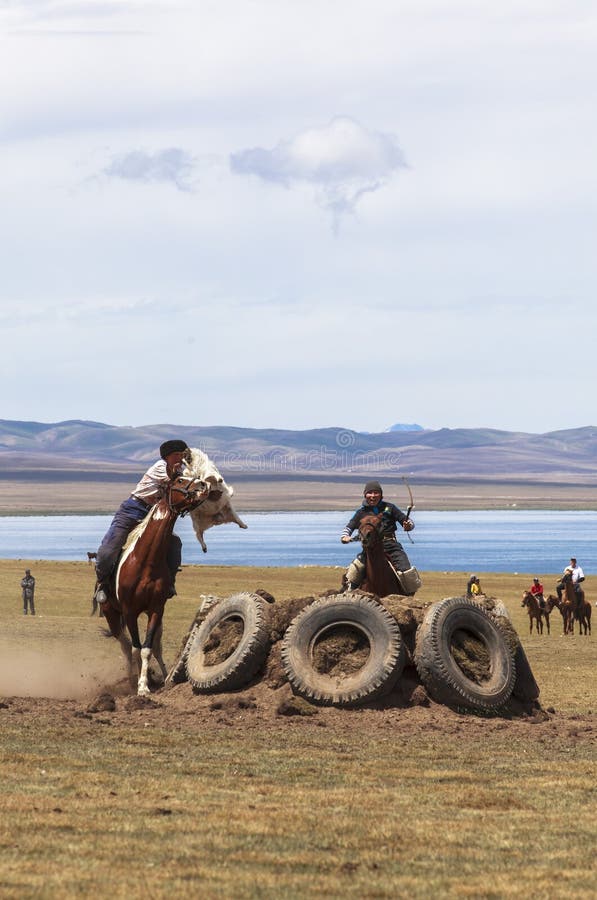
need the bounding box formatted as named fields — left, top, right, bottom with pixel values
left=100, top=474, right=208, bottom=695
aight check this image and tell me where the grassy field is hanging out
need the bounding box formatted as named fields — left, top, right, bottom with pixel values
left=0, top=561, right=595, bottom=899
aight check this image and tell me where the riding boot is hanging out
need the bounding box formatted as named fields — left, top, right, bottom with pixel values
left=345, top=557, right=365, bottom=591
left=94, top=582, right=109, bottom=606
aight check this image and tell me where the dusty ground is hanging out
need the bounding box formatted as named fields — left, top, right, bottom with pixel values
left=1, top=673, right=595, bottom=753
left=1, top=589, right=593, bottom=749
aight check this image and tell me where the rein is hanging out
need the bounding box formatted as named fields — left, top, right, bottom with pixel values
left=166, top=478, right=207, bottom=516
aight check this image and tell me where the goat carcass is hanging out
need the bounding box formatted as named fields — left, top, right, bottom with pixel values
left=183, top=448, right=248, bottom=552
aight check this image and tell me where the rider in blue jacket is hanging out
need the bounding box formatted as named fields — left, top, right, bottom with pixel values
left=341, top=480, right=414, bottom=590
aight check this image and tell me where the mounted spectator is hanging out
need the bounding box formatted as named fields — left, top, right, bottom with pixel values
left=530, top=577, right=545, bottom=609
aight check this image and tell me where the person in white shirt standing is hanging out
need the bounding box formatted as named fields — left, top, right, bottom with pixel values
left=93, top=439, right=190, bottom=606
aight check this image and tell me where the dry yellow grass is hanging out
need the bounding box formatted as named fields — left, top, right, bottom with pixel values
left=0, top=561, right=595, bottom=899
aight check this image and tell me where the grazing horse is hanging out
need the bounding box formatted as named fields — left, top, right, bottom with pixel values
left=357, top=513, right=404, bottom=598
left=101, top=474, right=208, bottom=696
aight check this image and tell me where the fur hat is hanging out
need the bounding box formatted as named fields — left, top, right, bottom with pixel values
left=363, top=480, right=383, bottom=496
left=159, top=439, right=189, bottom=459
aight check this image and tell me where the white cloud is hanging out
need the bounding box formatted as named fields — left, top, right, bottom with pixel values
left=230, top=117, right=407, bottom=224
left=102, top=147, right=196, bottom=192
left=1, top=2, right=596, bottom=432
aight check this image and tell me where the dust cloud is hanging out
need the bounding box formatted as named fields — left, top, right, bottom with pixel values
left=0, top=648, right=126, bottom=700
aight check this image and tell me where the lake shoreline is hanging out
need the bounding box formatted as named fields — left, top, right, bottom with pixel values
left=2, top=476, right=597, bottom=515
left=2, top=509, right=595, bottom=573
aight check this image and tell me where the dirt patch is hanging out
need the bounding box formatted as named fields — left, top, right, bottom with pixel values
left=450, top=629, right=491, bottom=683
left=204, top=617, right=244, bottom=665
left=1, top=679, right=594, bottom=748
left=311, top=624, right=371, bottom=677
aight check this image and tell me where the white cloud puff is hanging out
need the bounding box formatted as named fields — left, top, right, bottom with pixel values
left=230, top=116, right=407, bottom=223
left=103, top=148, right=196, bottom=192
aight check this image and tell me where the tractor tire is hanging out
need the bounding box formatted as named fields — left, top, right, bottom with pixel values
left=415, top=597, right=516, bottom=711
left=281, top=593, right=405, bottom=707
left=186, top=592, right=270, bottom=692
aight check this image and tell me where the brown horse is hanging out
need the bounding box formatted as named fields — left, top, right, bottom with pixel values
left=101, top=474, right=208, bottom=695
left=578, top=597, right=592, bottom=635
left=558, top=572, right=589, bottom=636
left=521, top=591, right=556, bottom=635
left=357, top=513, right=404, bottom=597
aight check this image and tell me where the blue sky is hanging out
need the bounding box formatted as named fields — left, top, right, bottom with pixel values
left=1, top=1, right=595, bottom=434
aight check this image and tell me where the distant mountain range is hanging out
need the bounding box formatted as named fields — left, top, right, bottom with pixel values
left=1, top=419, right=597, bottom=485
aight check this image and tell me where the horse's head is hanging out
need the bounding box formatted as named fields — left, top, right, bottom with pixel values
left=521, top=591, right=531, bottom=607
left=358, top=513, right=383, bottom=549
left=167, top=475, right=209, bottom=514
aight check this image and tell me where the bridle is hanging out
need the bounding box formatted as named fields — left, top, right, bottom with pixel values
left=359, top=514, right=383, bottom=549
left=166, top=476, right=208, bottom=515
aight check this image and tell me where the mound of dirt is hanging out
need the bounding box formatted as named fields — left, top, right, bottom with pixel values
left=166, top=589, right=541, bottom=717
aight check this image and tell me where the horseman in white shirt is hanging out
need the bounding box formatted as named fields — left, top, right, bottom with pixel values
left=93, top=439, right=190, bottom=606
left=556, top=556, right=585, bottom=610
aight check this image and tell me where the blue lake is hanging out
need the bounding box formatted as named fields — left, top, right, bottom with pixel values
left=0, top=510, right=595, bottom=574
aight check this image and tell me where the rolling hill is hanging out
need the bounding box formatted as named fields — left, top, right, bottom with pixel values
left=1, top=419, right=597, bottom=486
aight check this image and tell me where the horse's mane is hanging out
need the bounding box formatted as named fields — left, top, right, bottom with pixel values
left=359, top=512, right=382, bottom=526
left=118, top=505, right=159, bottom=572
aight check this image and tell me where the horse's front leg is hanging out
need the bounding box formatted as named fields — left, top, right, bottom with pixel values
left=103, top=605, right=134, bottom=677
left=125, top=615, right=147, bottom=694
left=136, top=610, right=164, bottom=697
left=151, top=621, right=168, bottom=681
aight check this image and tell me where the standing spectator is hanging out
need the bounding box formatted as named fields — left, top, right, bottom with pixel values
left=21, top=569, right=36, bottom=615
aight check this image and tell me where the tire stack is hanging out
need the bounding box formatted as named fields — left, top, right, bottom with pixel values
left=168, top=590, right=539, bottom=714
